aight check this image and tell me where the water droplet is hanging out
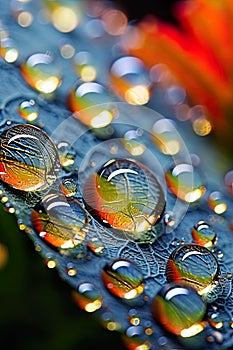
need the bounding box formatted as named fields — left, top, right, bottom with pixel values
left=151, top=282, right=207, bottom=336
left=0, top=124, right=60, bottom=191
left=128, top=309, right=141, bottom=326
left=60, top=178, right=77, bottom=197
left=166, top=244, right=220, bottom=296
left=87, top=237, right=106, bottom=256
left=18, top=99, right=39, bottom=122
left=82, top=158, right=165, bottom=240
left=102, top=258, right=144, bottom=300
left=72, top=282, right=102, bottom=312
left=224, top=170, right=233, bottom=196
left=0, top=37, right=18, bottom=63
left=122, top=325, right=151, bottom=350
left=165, top=162, right=206, bottom=203
left=121, top=129, right=146, bottom=156
left=207, top=191, right=227, bottom=214
left=57, top=141, right=76, bottom=171
left=163, top=211, right=175, bottom=227
left=31, top=193, right=88, bottom=249
left=20, top=53, right=62, bottom=94
left=151, top=119, right=182, bottom=155
left=109, top=56, right=151, bottom=105
left=68, top=81, right=118, bottom=128
left=66, top=262, right=77, bottom=276
left=73, top=51, right=97, bottom=82
left=192, top=221, right=217, bottom=248
left=208, top=312, right=224, bottom=329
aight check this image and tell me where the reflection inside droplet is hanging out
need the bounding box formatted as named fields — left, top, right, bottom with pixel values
left=82, top=158, right=165, bottom=240
left=0, top=124, right=60, bottom=191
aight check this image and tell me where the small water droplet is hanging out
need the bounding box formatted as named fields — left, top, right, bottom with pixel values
left=57, top=141, right=76, bottom=171
left=73, top=51, right=97, bottom=82
left=207, top=191, right=227, bottom=214
left=151, top=119, right=182, bottom=155
left=18, top=99, right=39, bottom=122
left=109, top=56, right=151, bottom=105
left=151, top=282, right=207, bottom=336
left=122, top=325, right=151, bottom=350
left=208, top=312, right=224, bottom=329
left=82, top=158, right=165, bottom=242
left=60, top=178, right=77, bottom=197
left=102, top=258, right=144, bottom=300
left=122, top=129, right=146, bottom=156
left=68, top=81, right=118, bottom=128
left=163, top=211, right=175, bottom=227
left=66, top=262, right=77, bottom=276
left=72, top=282, right=102, bottom=312
left=191, top=221, right=217, bottom=248
left=166, top=243, right=220, bottom=296
left=165, top=162, right=206, bottom=203
left=31, top=193, right=88, bottom=249
left=87, top=237, right=106, bottom=256
left=20, top=52, right=62, bottom=94
left=0, top=124, right=60, bottom=191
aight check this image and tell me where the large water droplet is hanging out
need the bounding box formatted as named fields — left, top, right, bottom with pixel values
left=102, top=258, right=144, bottom=300
left=192, top=221, right=217, bottom=248
left=166, top=244, right=220, bottom=296
left=20, top=53, right=62, bottom=94
left=82, top=158, right=165, bottom=239
left=165, top=162, right=206, bottom=203
left=151, top=282, right=207, bottom=336
left=31, top=193, right=88, bottom=249
left=0, top=124, right=60, bottom=191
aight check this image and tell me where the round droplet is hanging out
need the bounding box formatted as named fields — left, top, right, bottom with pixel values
left=60, top=178, right=77, bottom=197
left=57, top=141, right=76, bottom=171
left=73, top=51, right=97, bottom=82
left=0, top=124, right=60, bottom=191
left=122, top=326, right=151, bottom=350
left=224, top=170, right=233, bottom=196
left=121, top=129, right=146, bottom=156
left=165, top=162, right=206, bottom=203
left=163, top=211, right=175, bottom=227
left=31, top=193, right=88, bottom=249
left=18, top=99, right=39, bottom=122
left=87, top=237, right=106, bottom=256
left=151, top=282, right=207, bottom=336
left=208, top=312, right=224, bottom=330
left=109, top=56, right=151, bottom=105
left=207, top=191, right=227, bottom=214
left=102, top=258, right=144, bottom=300
left=72, top=282, right=102, bottom=312
left=151, top=119, right=182, bottom=155
left=82, top=158, right=166, bottom=238
left=20, top=53, right=62, bottom=94
left=166, top=244, right=220, bottom=296
left=66, top=262, right=77, bottom=276
left=0, top=37, right=18, bottom=63
left=192, top=221, right=217, bottom=248
left=68, top=81, right=118, bottom=128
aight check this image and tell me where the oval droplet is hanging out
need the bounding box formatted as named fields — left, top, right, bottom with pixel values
left=166, top=244, right=220, bottom=296
left=121, top=129, right=146, bottom=156
left=151, top=119, right=181, bottom=156
left=20, top=52, right=62, bottom=94
left=165, top=162, right=206, bottom=203
left=31, top=193, right=88, bottom=249
left=122, top=325, right=151, bottom=350
left=151, top=282, right=207, bottom=336
left=72, top=282, right=102, bottom=312
left=73, top=51, right=97, bottom=82
left=57, top=141, right=76, bottom=171
left=207, top=191, right=227, bottom=214
left=191, top=221, right=217, bottom=248
left=87, top=237, right=106, bottom=256
left=60, top=178, right=77, bottom=197
left=0, top=124, right=60, bottom=191
left=18, top=99, right=39, bottom=122
left=68, top=81, right=118, bottom=128
left=82, top=158, right=166, bottom=239
left=109, top=56, right=151, bottom=105
left=102, top=258, right=144, bottom=300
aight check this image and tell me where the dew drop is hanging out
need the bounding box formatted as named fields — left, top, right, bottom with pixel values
left=0, top=124, right=60, bottom=191
left=102, top=258, right=144, bottom=300
left=31, top=193, right=88, bottom=249
left=66, top=262, right=77, bottom=276
left=165, top=162, right=206, bottom=203
left=151, top=282, right=207, bottom=336
left=122, top=325, right=151, bottom=350
left=20, top=52, right=62, bottom=94
left=73, top=51, right=97, bottom=82
left=82, top=158, right=165, bottom=240
left=60, top=178, right=77, bottom=197
left=207, top=191, right=227, bottom=214
left=57, top=141, right=76, bottom=171
left=208, top=312, right=224, bottom=330
left=87, top=237, right=106, bottom=256
left=109, top=56, right=151, bottom=105
left=18, top=99, right=39, bottom=122
left=68, top=81, right=118, bottom=128
left=72, top=282, right=102, bottom=312
left=151, top=119, right=182, bottom=155
left=166, top=244, right=220, bottom=296
left=0, top=37, right=18, bottom=63
left=121, top=129, right=146, bottom=156
left=191, top=221, right=217, bottom=248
